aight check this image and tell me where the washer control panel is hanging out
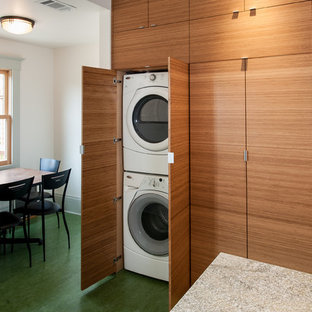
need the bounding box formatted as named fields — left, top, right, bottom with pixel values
left=124, top=172, right=168, bottom=192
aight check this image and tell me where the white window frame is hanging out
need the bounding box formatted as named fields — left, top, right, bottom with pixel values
left=0, top=55, right=22, bottom=169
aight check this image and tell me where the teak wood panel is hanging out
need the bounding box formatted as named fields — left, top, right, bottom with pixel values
left=245, top=0, right=306, bottom=10
left=190, top=0, right=244, bottom=20
left=247, top=147, right=312, bottom=273
left=113, top=21, right=189, bottom=70
left=246, top=54, right=312, bottom=150
left=190, top=61, right=245, bottom=146
left=112, top=0, right=148, bottom=33
left=191, top=144, right=247, bottom=282
left=81, top=67, right=119, bottom=290
left=149, top=0, right=189, bottom=26
left=190, top=60, right=246, bottom=283
left=190, top=1, right=312, bottom=63
left=168, top=58, right=190, bottom=309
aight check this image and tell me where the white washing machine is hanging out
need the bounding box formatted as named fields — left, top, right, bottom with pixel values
left=123, top=172, right=169, bottom=281
left=123, top=72, right=168, bottom=175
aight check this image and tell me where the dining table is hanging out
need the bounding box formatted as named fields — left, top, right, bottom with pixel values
left=0, top=167, right=53, bottom=245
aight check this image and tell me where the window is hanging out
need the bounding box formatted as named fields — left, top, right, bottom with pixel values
left=0, top=70, right=11, bottom=166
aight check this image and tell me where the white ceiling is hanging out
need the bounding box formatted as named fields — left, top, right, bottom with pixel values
left=0, top=0, right=110, bottom=48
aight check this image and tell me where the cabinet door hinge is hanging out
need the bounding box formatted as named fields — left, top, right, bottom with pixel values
left=113, top=196, right=122, bottom=203
left=244, top=150, right=248, bottom=162
left=241, top=57, right=248, bottom=71
left=113, top=78, right=122, bottom=85
left=113, top=255, right=122, bottom=264
left=113, top=137, right=122, bottom=144
left=80, top=145, right=85, bottom=155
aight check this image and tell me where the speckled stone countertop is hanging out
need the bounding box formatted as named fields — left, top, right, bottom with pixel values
left=171, top=253, right=312, bottom=312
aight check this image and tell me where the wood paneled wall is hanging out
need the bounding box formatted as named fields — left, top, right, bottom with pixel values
left=111, top=0, right=312, bottom=295
left=246, top=54, right=312, bottom=273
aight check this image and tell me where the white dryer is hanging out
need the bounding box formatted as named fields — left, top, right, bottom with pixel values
left=123, top=72, right=168, bottom=175
left=123, top=172, right=169, bottom=281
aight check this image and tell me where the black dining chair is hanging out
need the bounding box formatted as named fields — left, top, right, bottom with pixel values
left=16, top=169, right=71, bottom=262
left=20, top=158, right=61, bottom=227
left=0, top=177, right=34, bottom=267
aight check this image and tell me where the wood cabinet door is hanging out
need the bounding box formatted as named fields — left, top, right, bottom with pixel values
left=190, top=1, right=312, bottom=63
left=112, top=0, right=148, bottom=33
left=149, top=0, right=189, bottom=26
left=190, top=60, right=247, bottom=283
left=113, top=21, right=189, bottom=70
left=247, top=54, right=312, bottom=273
left=245, top=0, right=304, bottom=9
left=190, top=0, right=244, bottom=20
left=168, top=58, right=190, bottom=309
left=81, top=67, right=121, bottom=290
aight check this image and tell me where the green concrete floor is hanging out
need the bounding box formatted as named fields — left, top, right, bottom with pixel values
left=0, top=213, right=169, bottom=312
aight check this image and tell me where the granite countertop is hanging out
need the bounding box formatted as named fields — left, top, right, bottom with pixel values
left=171, top=253, right=312, bottom=312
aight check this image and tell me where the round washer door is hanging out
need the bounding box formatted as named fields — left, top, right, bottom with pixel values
left=127, top=87, right=168, bottom=152
left=128, top=193, right=168, bottom=256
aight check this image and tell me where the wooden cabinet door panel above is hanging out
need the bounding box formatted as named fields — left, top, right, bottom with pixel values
left=191, top=2, right=312, bottom=63
left=113, top=0, right=148, bottom=32
left=113, top=22, right=189, bottom=69
left=191, top=61, right=245, bottom=146
left=149, top=0, right=189, bottom=26
left=191, top=0, right=244, bottom=20
left=245, top=0, right=306, bottom=10
left=247, top=54, right=312, bottom=149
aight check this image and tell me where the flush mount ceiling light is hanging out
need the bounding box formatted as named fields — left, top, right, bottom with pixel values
left=0, top=16, right=35, bottom=35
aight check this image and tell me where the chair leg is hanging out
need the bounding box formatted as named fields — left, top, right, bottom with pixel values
left=11, top=227, right=15, bottom=253
left=61, top=210, right=70, bottom=249
left=23, top=219, right=32, bottom=267
left=42, top=214, right=46, bottom=261
left=27, top=214, right=31, bottom=237
left=3, top=230, right=6, bottom=255
left=56, top=212, right=60, bottom=229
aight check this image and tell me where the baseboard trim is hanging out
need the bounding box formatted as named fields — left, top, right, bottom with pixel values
left=55, top=194, right=81, bottom=216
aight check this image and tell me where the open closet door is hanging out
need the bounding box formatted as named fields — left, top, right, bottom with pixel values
left=81, top=66, right=122, bottom=290
left=168, top=58, right=190, bottom=309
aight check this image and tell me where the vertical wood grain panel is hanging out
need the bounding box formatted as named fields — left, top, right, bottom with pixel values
left=247, top=54, right=312, bottom=273
left=247, top=54, right=312, bottom=149
left=191, top=61, right=245, bottom=146
left=191, top=1, right=312, bottom=63
left=190, top=60, right=247, bottom=283
left=81, top=67, right=118, bottom=290
left=191, top=0, right=244, bottom=20
left=149, top=0, right=189, bottom=26
left=112, top=0, right=148, bottom=33
left=168, top=58, right=190, bottom=309
left=247, top=148, right=312, bottom=273
left=113, top=21, right=189, bottom=70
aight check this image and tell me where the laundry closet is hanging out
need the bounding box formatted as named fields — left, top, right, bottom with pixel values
left=81, top=59, right=190, bottom=308
left=81, top=0, right=312, bottom=310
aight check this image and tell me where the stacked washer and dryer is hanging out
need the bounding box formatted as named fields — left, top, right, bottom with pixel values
left=123, top=72, right=169, bottom=281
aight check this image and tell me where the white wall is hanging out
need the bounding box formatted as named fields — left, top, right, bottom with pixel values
left=0, top=38, right=54, bottom=169
left=53, top=44, right=99, bottom=211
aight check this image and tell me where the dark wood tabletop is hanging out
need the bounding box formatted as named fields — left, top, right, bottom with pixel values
left=0, top=168, right=52, bottom=185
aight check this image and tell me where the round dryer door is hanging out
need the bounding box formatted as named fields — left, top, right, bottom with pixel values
left=128, top=193, right=168, bottom=256
left=127, top=87, right=168, bottom=152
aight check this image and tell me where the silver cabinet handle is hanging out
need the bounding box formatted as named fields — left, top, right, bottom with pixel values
left=138, top=26, right=145, bottom=29
left=150, top=24, right=157, bottom=27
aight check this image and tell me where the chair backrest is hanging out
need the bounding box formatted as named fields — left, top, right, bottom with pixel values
left=40, top=158, right=61, bottom=173
left=0, top=177, right=34, bottom=202
left=42, top=169, right=71, bottom=192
